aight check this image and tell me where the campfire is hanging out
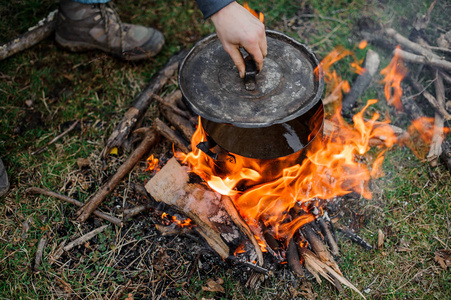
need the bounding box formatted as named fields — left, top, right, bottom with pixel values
left=17, top=1, right=450, bottom=298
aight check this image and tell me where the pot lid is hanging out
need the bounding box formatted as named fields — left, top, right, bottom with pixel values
left=178, top=30, right=324, bottom=128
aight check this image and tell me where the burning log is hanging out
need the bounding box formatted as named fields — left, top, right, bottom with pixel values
left=0, top=10, right=57, bottom=61
left=77, top=127, right=158, bottom=222
left=100, top=50, right=187, bottom=158
left=342, top=49, right=381, bottom=113
left=145, top=157, right=264, bottom=267
left=154, top=118, right=191, bottom=154
left=26, top=187, right=122, bottom=226
left=287, top=238, right=305, bottom=277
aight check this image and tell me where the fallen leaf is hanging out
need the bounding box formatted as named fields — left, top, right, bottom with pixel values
left=76, top=158, right=90, bottom=169
left=434, top=249, right=451, bottom=270
left=201, top=278, right=225, bottom=293
left=377, top=229, right=384, bottom=249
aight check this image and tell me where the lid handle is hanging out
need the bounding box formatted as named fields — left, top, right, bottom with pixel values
left=243, top=54, right=257, bottom=91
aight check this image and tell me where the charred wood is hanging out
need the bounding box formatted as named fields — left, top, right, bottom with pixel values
left=335, top=223, right=373, bottom=250
left=100, top=50, right=188, bottom=158
left=77, top=127, right=158, bottom=222
left=287, top=237, right=305, bottom=277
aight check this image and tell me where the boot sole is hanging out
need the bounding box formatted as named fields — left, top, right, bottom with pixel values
left=55, top=34, right=156, bottom=61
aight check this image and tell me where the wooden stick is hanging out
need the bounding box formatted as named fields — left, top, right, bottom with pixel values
left=287, top=237, right=305, bottom=277
left=154, top=118, right=191, bottom=154
left=0, top=10, right=57, bottom=61
left=335, top=223, right=372, bottom=250
left=427, top=72, right=446, bottom=166
left=32, top=120, right=79, bottom=155
left=77, top=127, right=158, bottom=222
left=394, top=48, right=451, bottom=72
left=316, top=216, right=339, bottom=256
left=63, top=225, right=109, bottom=251
left=123, top=204, right=151, bottom=219
left=342, top=49, right=380, bottom=113
left=100, top=49, right=188, bottom=158
left=26, top=187, right=122, bottom=226
left=153, top=92, right=190, bottom=119
left=221, top=195, right=264, bottom=266
left=160, top=105, right=195, bottom=142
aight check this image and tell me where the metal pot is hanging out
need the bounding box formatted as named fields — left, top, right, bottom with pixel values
left=178, top=30, right=324, bottom=160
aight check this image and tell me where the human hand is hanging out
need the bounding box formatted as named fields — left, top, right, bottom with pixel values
left=211, top=1, right=267, bottom=78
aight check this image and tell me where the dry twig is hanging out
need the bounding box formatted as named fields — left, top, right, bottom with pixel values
left=77, top=127, right=158, bottom=222
left=26, top=187, right=122, bottom=226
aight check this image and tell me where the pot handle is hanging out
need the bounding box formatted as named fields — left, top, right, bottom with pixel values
left=243, top=53, right=258, bottom=91
left=196, top=135, right=236, bottom=163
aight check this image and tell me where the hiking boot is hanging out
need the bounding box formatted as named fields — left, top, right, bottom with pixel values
left=55, top=0, right=164, bottom=61
left=0, top=159, right=9, bottom=198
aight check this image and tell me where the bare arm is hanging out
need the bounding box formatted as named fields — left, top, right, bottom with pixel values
left=210, top=1, right=267, bottom=78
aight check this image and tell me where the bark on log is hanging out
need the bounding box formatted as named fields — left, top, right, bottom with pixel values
left=26, top=187, right=122, bottom=226
left=100, top=50, right=188, bottom=158
left=0, top=10, right=57, bottom=61
left=342, top=49, right=380, bottom=113
left=77, top=127, right=158, bottom=222
left=154, top=118, right=191, bottom=154
left=145, top=157, right=230, bottom=259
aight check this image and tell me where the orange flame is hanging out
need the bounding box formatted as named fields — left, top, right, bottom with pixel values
left=380, top=45, right=407, bottom=111
left=172, top=43, right=449, bottom=255
left=145, top=154, right=160, bottom=172
left=243, top=2, right=264, bottom=22
left=405, top=117, right=450, bottom=159
left=358, top=40, right=368, bottom=49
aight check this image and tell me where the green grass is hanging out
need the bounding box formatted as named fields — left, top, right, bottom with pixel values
left=1, top=0, right=450, bottom=299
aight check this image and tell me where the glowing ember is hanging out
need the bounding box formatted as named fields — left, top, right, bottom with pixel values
left=380, top=45, right=408, bottom=111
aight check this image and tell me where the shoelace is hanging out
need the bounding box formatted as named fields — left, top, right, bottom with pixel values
left=99, top=3, right=125, bottom=54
